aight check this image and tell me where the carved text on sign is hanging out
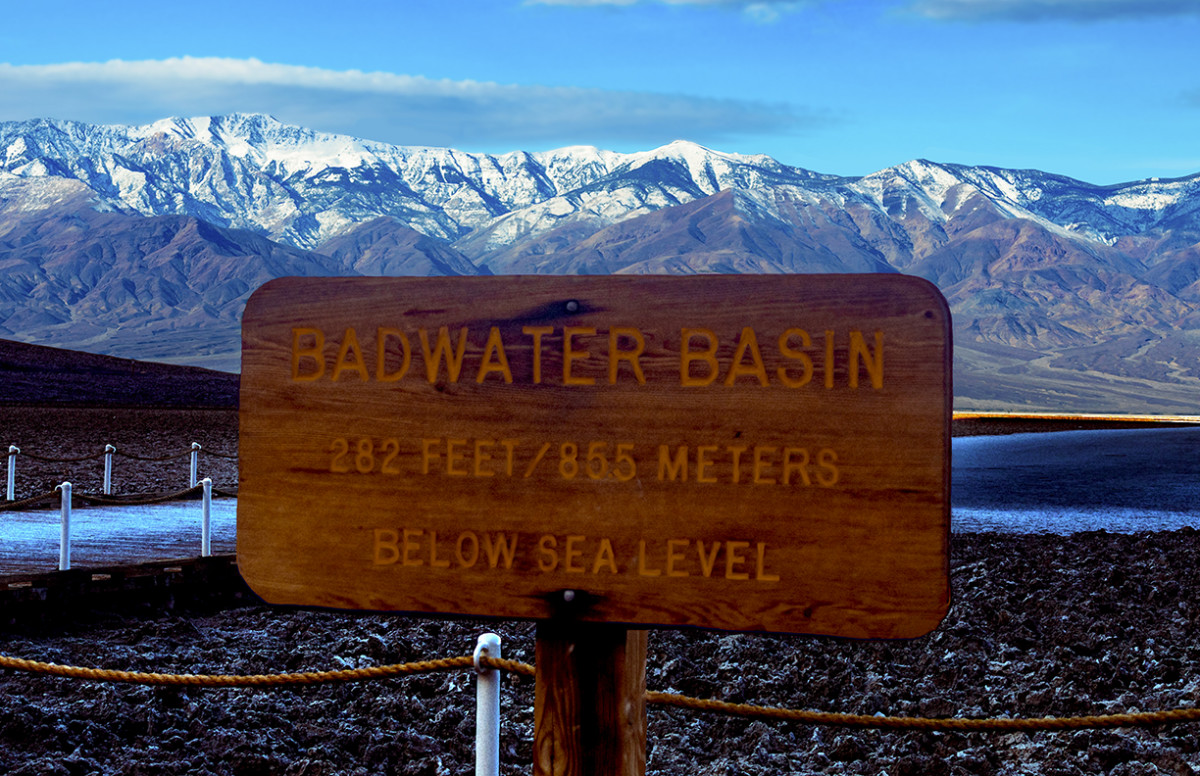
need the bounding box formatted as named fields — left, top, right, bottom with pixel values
left=288, top=325, right=884, bottom=389
left=324, top=436, right=840, bottom=486
left=370, top=530, right=781, bottom=582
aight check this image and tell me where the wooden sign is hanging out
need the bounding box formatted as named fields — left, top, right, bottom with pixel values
left=238, top=274, right=951, bottom=638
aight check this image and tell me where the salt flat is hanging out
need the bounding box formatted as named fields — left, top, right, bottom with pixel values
left=952, top=426, right=1200, bottom=533
left=0, top=498, right=236, bottom=574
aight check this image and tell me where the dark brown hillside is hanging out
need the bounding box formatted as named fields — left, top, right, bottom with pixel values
left=317, top=216, right=484, bottom=276
left=0, top=338, right=238, bottom=407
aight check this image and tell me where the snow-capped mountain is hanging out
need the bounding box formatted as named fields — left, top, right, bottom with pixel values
left=6, top=114, right=1198, bottom=252
left=3, top=114, right=1200, bottom=413
left=0, top=115, right=827, bottom=250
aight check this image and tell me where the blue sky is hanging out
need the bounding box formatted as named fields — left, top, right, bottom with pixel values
left=1, top=0, right=1198, bottom=184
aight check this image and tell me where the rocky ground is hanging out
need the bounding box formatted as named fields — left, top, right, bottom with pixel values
left=0, top=406, right=238, bottom=498
left=2, top=408, right=1199, bottom=775
left=1, top=532, right=1198, bottom=775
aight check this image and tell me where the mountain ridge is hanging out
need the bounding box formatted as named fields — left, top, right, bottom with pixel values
left=3, top=114, right=1200, bottom=413
left=13, top=113, right=1196, bottom=251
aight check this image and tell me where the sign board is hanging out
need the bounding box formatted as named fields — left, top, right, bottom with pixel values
left=238, top=275, right=951, bottom=638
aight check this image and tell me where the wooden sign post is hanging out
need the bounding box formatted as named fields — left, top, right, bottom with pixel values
left=535, top=622, right=647, bottom=776
left=238, top=274, right=952, bottom=775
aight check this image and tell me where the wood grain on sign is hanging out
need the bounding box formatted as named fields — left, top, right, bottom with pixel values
left=238, top=274, right=951, bottom=638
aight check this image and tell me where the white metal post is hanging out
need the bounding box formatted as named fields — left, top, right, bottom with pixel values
left=474, top=633, right=502, bottom=776
left=103, top=444, right=116, bottom=495
left=5, top=445, right=17, bottom=501
left=190, top=443, right=201, bottom=488
left=201, top=477, right=213, bottom=557
left=57, top=482, right=71, bottom=571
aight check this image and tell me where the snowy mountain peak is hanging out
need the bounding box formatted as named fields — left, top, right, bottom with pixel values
left=643, top=138, right=719, bottom=161
left=3, top=114, right=1200, bottom=255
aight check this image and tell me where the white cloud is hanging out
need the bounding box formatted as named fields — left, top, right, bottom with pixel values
left=0, top=57, right=819, bottom=151
left=907, top=0, right=1200, bottom=22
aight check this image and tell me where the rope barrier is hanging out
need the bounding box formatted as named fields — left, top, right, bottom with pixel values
left=1, top=485, right=217, bottom=510
left=4, top=441, right=238, bottom=506
left=0, top=654, right=472, bottom=686
left=645, top=691, right=1200, bottom=732
left=7, top=445, right=236, bottom=465
left=1, top=651, right=1198, bottom=732
left=112, top=450, right=194, bottom=462
left=0, top=490, right=61, bottom=512
left=0, top=653, right=531, bottom=687
left=5, top=444, right=237, bottom=506
left=18, top=450, right=107, bottom=463
left=73, top=485, right=204, bottom=507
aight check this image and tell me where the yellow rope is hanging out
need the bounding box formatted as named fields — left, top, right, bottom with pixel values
left=0, top=653, right=532, bottom=687
left=4, top=652, right=1199, bottom=731
left=0, top=490, right=60, bottom=511
left=73, top=484, right=203, bottom=506
left=646, top=691, right=1200, bottom=731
